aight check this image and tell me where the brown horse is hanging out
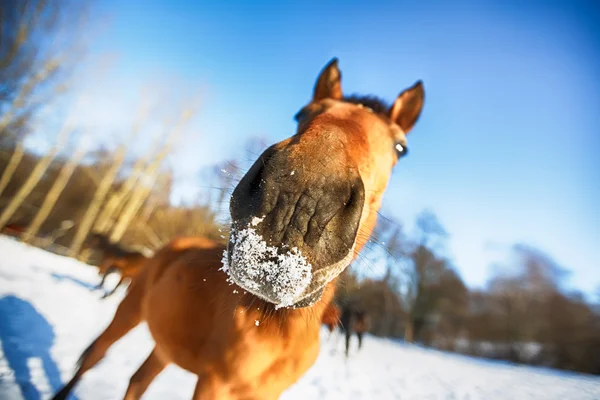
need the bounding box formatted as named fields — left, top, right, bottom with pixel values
left=85, top=233, right=149, bottom=298
left=340, top=306, right=370, bottom=356
left=52, top=58, right=425, bottom=400
left=0, top=221, right=27, bottom=238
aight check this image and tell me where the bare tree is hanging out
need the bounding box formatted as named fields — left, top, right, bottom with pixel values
left=361, top=215, right=408, bottom=335
left=0, top=141, right=23, bottom=196
left=136, top=202, right=221, bottom=250
left=21, top=134, right=89, bottom=243
left=108, top=108, right=193, bottom=243
left=415, top=208, right=448, bottom=247
left=0, top=0, right=89, bottom=145
left=69, top=127, right=142, bottom=256
left=372, top=216, right=407, bottom=281
left=137, top=169, right=172, bottom=224
left=93, top=134, right=163, bottom=234
left=485, top=244, right=570, bottom=362
left=0, top=125, right=72, bottom=229
left=401, top=210, right=449, bottom=342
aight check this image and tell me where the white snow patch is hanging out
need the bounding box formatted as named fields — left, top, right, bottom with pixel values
left=251, top=216, right=264, bottom=227
left=222, top=222, right=312, bottom=309
left=1, top=237, right=599, bottom=400
left=219, top=250, right=229, bottom=273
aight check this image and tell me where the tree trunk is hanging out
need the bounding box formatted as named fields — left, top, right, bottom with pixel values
left=140, top=223, right=163, bottom=249
left=0, top=58, right=62, bottom=133
left=138, top=199, right=159, bottom=226
left=0, top=128, right=71, bottom=230
left=109, top=177, right=157, bottom=243
left=93, top=135, right=162, bottom=233
left=108, top=150, right=173, bottom=243
left=137, top=170, right=171, bottom=225
left=108, top=109, right=191, bottom=243
left=405, top=320, right=414, bottom=343
left=68, top=98, right=154, bottom=256
left=22, top=136, right=89, bottom=243
left=0, top=142, right=24, bottom=197
left=68, top=133, right=135, bottom=256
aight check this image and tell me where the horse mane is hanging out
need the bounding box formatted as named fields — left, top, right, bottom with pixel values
left=343, top=94, right=391, bottom=121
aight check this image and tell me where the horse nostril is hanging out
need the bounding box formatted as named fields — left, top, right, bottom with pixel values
left=231, top=147, right=276, bottom=221
left=344, top=182, right=365, bottom=212
left=244, top=146, right=276, bottom=198
left=248, top=163, right=265, bottom=197
left=345, top=187, right=356, bottom=208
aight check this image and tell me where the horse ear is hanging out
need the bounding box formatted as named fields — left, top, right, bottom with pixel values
left=389, top=81, right=425, bottom=134
left=313, top=58, right=343, bottom=101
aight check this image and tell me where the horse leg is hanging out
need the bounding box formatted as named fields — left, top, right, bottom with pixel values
left=51, top=273, right=146, bottom=400
left=345, top=331, right=351, bottom=357
left=95, top=266, right=118, bottom=290
left=94, top=273, right=106, bottom=291
left=101, top=276, right=125, bottom=299
left=123, top=349, right=166, bottom=400
left=357, top=332, right=363, bottom=350
left=94, top=262, right=117, bottom=291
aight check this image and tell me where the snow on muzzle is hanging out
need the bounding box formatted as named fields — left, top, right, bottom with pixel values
left=221, top=217, right=321, bottom=309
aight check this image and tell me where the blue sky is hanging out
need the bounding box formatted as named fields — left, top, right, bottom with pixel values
left=71, top=0, right=599, bottom=294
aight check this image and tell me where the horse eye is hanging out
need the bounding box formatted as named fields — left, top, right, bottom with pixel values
left=395, top=142, right=408, bottom=158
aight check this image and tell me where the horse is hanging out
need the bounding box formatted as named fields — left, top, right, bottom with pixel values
left=84, top=232, right=149, bottom=298
left=0, top=221, right=27, bottom=238
left=339, top=306, right=371, bottom=357
left=322, top=302, right=341, bottom=337
left=353, top=310, right=370, bottom=350
left=52, top=58, right=425, bottom=400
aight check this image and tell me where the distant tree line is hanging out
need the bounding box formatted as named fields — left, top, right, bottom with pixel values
left=0, top=143, right=224, bottom=255
left=334, top=211, right=600, bottom=375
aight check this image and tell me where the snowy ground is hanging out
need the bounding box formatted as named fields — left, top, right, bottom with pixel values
left=0, top=236, right=599, bottom=400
